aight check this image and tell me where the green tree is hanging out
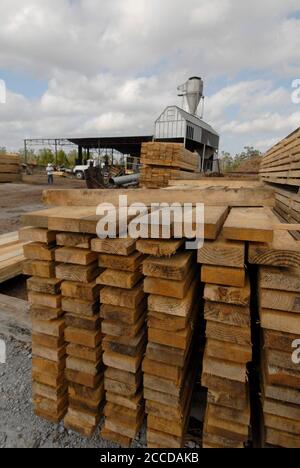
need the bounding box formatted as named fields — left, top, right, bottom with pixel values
left=37, top=148, right=54, bottom=166
left=67, top=149, right=78, bottom=168
left=0, top=146, right=7, bottom=155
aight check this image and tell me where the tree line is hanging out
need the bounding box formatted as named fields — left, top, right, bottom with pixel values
left=220, top=146, right=262, bottom=172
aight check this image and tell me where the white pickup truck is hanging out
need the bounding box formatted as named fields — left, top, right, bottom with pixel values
left=73, top=159, right=100, bottom=180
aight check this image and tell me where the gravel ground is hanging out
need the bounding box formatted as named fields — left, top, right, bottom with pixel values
left=0, top=334, right=146, bottom=448
left=0, top=178, right=84, bottom=235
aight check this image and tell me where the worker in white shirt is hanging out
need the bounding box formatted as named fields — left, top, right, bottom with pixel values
left=46, top=163, right=54, bottom=185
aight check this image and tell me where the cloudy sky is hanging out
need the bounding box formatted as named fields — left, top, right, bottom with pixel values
left=0, top=0, right=300, bottom=154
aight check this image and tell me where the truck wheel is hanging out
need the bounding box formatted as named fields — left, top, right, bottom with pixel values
left=75, top=171, right=84, bottom=180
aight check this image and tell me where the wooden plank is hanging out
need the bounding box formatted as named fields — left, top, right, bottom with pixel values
left=23, top=242, right=56, bottom=261
left=198, top=234, right=245, bottom=268
left=19, top=227, right=57, bottom=244
left=91, top=237, right=136, bottom=256
left=204, top=279, right=251, bottom=306
left=259, top=267, right=300, bottom=292
left=148, top=279, right=198, bottom=317
left=206, top=321, right=252, bottom=347
left=56, top=232, right=94, bottom=249
left=144, top=268, right=195, bottom=299
left=0, top=294, right=31, bottom=343
left=206, top=339, right=252, bottom=364
left=101, top=282, right=145, bottom=309
left=202, top=352, right=247, bottom=383
left=143, top=252, right=194, bottom=281
left=201, top=265, right=245, bottom=288
left=42, top=187, right=275, bottom=207
left=260, top=309, right=300, bottom=334
left=56, top=262, right=100, bottom=283
left=204, top=302, right=250, bottom=328
left=55, top=247, right=98, bottom=265
left=136, top=238, right=184, bottom=256
left=260, top=289, right=300, bottom=313
left=96, top=269, right=143, bottom=289
left=23, top=259, right=56, bottom=278
left=98, top=251, right=145, bottom=272
left=61, top=281, right=100, bottom=301
left=223, top=208, right=273, bottom=243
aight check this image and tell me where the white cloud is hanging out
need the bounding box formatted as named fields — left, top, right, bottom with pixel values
left=0, top=0, right=300, bottom=152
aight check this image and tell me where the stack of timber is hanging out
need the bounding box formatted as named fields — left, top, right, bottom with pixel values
left=248, top=210, right=300, bottom=448
left=272, top=186, right=300, bottom=240
left=198, top=207, right=275, bottom=448
left=140, top=142, right=200, bottom=188
left=136, top=205, right=229, bottom=448
left=198, top=234, right=252, bottom=448
left=56, top=241, right=104, bottom=437
left=20, top=226, right=68, bottom=423
left=256, top=267, right=300, bottom=448
left=260, top=127, right=300, bottom=186
left=0, top=231, right=27, bottom=283
left=0, top=153, right=21, bottom=183
left=140, top=245, right=201, bottom=448
left=91, top=237, right=147, bottom=447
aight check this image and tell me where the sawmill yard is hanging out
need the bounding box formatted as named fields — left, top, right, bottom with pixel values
left=1, top=131, right=300, bottom=450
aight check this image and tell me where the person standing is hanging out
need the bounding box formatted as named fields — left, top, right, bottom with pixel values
left=46, top=163, right=54, bottom=185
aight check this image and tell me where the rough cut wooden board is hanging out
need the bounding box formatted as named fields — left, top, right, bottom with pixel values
left=55, top=247, right=98, bottom=265
left=198, top=234, right=245, bottom=268
left=0, top=294, right=31, bottom=342
left=223, top=208, right=273, bottom=243
left=260, top=289, right=300, bottom=313
left=204, top=279, right=251, bottom=306
left=42, top=187, right=275, bottom=207
left=136, top=238, right=184, bottom=257
left=91, top=238, right=136, bottom=256
left=249, top=230, right=300, bottom=268
left=143, top=252, right=194, bottom=281
left=259, top=267, right=300, bottom=292
left=201, top=265, right=245, bottom=288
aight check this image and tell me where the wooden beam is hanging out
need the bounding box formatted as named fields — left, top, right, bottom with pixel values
left=42, top=187, right=275, bottom=207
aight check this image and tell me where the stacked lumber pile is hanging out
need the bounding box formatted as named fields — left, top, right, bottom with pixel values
left=271, top=186, right=300, bottom=239
left=0, top=231, right=27, bottom=283
left=56, top=241, right=103, bottom=437
left=140, top=142, right=200, bottom=188
left=257, top=267, right=300, bottom=448
left=260, top=129, right=300, bottom=237
left=260, top=127, right=300, bottom=186
left=20, top=227, right=68, bottom=423
left=134, top=205, right=230, bottom=448
left=199, top=239, right=252, bottom=448
left=91, top=237, right=147, bottom=447
left=198, top=207, right=277, bottom=448
left=248, top=211, right=300, bottom=448
left=22, top=188, right=300, bottom=448
left=0, top=153, right=21, bottom=183
left=140, top=247, right=200, bottom=448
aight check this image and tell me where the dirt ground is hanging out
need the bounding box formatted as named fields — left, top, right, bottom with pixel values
left=0, top=176, right=84, bottom=235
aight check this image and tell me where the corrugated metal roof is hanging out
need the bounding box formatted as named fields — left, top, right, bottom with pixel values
left=172, top=106, right=219, bottom=137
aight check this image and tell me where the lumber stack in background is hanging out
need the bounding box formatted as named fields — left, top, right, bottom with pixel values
left=251, top=265, right=300, bottom=448
left=140, top=142, right=200, bottom=188
left=247, top=209, right=300, bottom=447
left=92, top=238, right=147, bottom=447
left=21, top=227, right=68, bottom=423
left=55, top=239, right=104, bottom=438
left=139, top=244, right=201, bottom=448
left=0, top=231, right=27, bottom=283
left=259, top=127, right=300, bottom=187
left=0, top=153, right=21, bottom=183
left=198, top=233, right=252, bottom=448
